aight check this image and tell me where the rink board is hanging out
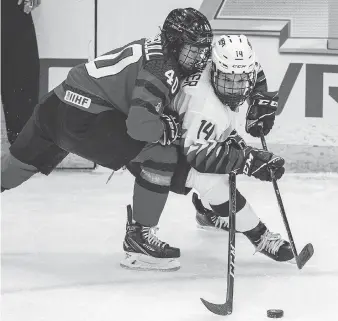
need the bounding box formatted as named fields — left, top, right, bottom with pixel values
left=200, top=0, right=338, bottom=172
left=33, top=0, right=95, bottom=170
left=3, top=0, right=336, bottom=172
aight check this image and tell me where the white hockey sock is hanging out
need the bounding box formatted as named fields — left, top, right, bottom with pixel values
left=235, top=202, right=260, bottom=232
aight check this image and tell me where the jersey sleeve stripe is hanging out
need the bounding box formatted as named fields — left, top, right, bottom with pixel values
left=134, top=79, right=167, bottom=105
left=183, top=139, right=246, bottom=175
left=215, top=145, right=229, bottom=172
left=256, top=70, right=265, bottom=81
left=132, top=85, right=164, bottom=111
left=130, top=98, right=159, bottom=115
left=137, top=68, right=171, bottom=104
left=205, top=147, right=222, bottom=172
left=142, top=159, right=178, bottom=172
left=254, top=69, right=268, bottom=92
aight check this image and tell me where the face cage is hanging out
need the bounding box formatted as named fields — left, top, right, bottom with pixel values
left=211, top=70, right=257, bottom=111
left=177, top=43, right=211, bottom=76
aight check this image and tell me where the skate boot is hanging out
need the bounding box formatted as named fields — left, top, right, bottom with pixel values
left=243, top=221, right=294, bottom=262
left=193, top=193, right=230, bottom=232
left=120, top=207, right=180, bottom=271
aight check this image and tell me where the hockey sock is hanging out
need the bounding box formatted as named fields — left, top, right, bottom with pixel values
left=211, top=200, right=260, bottom=232
left=132, top=181, right=169, bottom=227
left=1, top=153, right=38, bottom=190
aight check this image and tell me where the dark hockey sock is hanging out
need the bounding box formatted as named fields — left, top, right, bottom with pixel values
left=210, top=189, right=246, bottom=217
left=132, top=181, right=169, bottom=227
left=243, top=221, right=267, bottom=243
left=127, top=144, right=178, bottom=227
left=210, top=194, right=260, bottom=233
left=1, top=153, right=38, bottom=190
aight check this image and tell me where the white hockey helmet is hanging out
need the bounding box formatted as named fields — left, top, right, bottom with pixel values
left=211, top=34, right=257, bottom=110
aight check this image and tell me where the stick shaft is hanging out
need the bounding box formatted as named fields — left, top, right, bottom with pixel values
left=259, top=130, right=300, bottom=264
left=226, top=172, right=237, bottom=310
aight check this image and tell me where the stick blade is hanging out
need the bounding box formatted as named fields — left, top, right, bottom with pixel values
left=200, top=298, right=232, bottom=316
left=297, top=243, right=314, bottom=269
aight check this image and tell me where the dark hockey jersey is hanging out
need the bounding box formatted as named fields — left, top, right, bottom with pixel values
left=54, top=34, right=182, bottom=143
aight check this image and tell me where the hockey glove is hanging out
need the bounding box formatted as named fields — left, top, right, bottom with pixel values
left=227, top=130, right=247, bottom=150
left=239, top=147, right=285, bottom=181
left=246, top=91, right=279, bottom=137
left=158, top=114, right=180, bottom=146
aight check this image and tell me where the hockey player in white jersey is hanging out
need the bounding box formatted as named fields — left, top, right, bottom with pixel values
left=170, top=34, right=293, bottom=263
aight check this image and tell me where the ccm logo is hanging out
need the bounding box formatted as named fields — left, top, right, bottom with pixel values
left=258, top=99, right=278, bottom=107
left=243, top=153, right=253, bottom=175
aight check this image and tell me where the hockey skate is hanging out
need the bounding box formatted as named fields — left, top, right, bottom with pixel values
left=120, top=207, right=181, bottom=271
left=244, top=221, right=294, bottom=262
left=193, top=193, right=230, bottom=232
left=193, top=193, right=294, bottom=262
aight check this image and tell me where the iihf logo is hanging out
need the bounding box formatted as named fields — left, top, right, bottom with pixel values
left=64, top=90, right=91, bottom=109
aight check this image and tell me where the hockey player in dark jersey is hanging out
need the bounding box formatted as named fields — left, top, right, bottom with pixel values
left=1, top=6, right=212, bottom=186
left=1, top=8, right=213, bottom=270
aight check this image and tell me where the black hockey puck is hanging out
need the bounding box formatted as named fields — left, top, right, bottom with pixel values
left=267, top=309, right=284, bottom=318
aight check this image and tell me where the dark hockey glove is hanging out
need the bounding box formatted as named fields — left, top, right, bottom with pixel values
left=246, top=91, right=279, bottom=137
left=238, top=147, right=285, bottom=181
left=227, top=130, right=247, bottom=150
left=158, top=114, right=180, bottom=146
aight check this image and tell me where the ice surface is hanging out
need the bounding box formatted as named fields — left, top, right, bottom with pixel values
left=1, top=170, right=338, bottom=321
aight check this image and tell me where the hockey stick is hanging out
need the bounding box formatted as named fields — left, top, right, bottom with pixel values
left=200, top=171, right=237, bottom=315
left=258, top=126, right=314, bottom=269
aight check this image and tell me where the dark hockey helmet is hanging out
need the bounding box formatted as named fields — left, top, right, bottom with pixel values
left=162, top=7, right=213, bottom=75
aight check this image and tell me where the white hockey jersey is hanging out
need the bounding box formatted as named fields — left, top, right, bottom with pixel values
left=170, top=62, right=267, bottom=174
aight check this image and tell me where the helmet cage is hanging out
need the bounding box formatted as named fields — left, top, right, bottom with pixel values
left=162, top=8, right=213, bottom=75
left=211, top=64, right=257, bottom=111
left=177, top=43, right=211, bottom=75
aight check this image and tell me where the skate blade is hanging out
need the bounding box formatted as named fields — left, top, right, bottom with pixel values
left=120, top=252, right=180, bottom=272
left=286, top=257, right=297, bottom=264
left=254, top=251, right=297, bottom=264
left=196, top=224, right=229, bottom=232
